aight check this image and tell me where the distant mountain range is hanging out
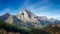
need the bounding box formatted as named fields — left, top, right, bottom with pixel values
left=0, top=9, right=60, bottom=28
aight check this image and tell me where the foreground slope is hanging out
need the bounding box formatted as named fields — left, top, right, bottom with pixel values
left=44, top=24, right=60, bottom=34
left=0, top=21, right=50, bottom=34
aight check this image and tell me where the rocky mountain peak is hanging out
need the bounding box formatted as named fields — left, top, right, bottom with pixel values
left=17, top=9, right=36, bottom=20
left=22, top=8, right=28, bottom=12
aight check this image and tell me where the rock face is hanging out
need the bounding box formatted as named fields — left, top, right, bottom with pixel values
left=0, top=9, right=60, bottom=28
left=5, top=16, right=22, bottom=24
left=17, top=9, right=39, bottom=23
left=16, top=9, right=41, bottom=28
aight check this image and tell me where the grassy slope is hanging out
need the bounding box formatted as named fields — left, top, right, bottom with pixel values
left=0, top=21, right=50, bottom=34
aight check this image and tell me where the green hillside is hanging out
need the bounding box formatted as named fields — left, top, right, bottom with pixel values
left=0, top=21, right=50, bottom=34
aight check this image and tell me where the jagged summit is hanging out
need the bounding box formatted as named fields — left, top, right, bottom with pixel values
left=22, top=8, right=28, bottom=12
left=19, top=9, right=36, bottom=16
left=17, top=9, right=36, bottom=19
left=16, top=9, right=40, bottom=23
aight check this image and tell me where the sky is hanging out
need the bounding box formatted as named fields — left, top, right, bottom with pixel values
left=0, top=0, right=60, bottom=20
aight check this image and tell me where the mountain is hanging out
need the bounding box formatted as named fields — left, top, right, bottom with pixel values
left=0, top=9, right=60, bottom=28
left=5, top=16, right=22, bottom=24
left=0, top=13, right=10, bottom=21
left=16, top=9, right=42, bottom=28
left=16, top=9, right=39, bottom=23
left=49, top=18, right=60, bottom=24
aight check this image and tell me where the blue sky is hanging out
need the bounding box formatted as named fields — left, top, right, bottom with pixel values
left=0, top=0, right=60, bottom=20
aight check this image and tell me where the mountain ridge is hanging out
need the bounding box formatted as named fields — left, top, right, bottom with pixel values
left=0, top=9, right=60, bottom=28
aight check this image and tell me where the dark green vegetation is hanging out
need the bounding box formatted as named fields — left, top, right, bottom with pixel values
left=0, top=21, right=29, bottom=34
left=0, top=21, right=50, bottom=34
left=30, top=28, right=50, bottom=34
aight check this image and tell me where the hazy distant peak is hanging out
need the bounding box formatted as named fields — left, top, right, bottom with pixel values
left=4, top=13, right=10, bottom=16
